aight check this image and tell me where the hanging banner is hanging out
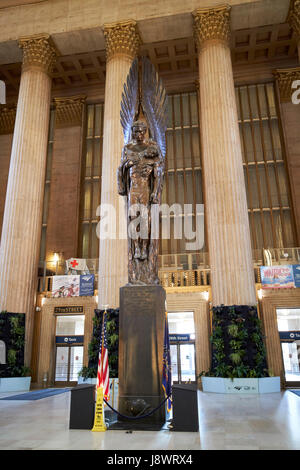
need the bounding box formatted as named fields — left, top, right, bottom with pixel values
left=292, top=265, right=300, bottom=288
left=260, top=265, right=295, bottom=289
left=52, top=275, right=95, bottom=297
left=66, top=258, right=89, bottom=273
left=52, top=275, right=80, bottom=297
left=80, top=274, right=95, bottom=296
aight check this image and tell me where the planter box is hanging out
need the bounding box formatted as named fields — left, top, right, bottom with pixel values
left=201, top=376, right=280, bottom=394
left=77, top=377, right=97, bottom=385
left=0, top=376, right=31, bottom=393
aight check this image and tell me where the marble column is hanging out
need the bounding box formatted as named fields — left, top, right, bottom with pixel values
left=98, top=20, right=140, bottom=309
left=193, top=5, right=256, bottom=307
left=0, top=34, right=58, bottom=362
left=274, top=67, right=300, bottom=242
left=288, top=0, right=300, bottom=61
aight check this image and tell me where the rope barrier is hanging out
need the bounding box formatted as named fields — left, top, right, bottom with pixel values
left=103, top=394, right=172, bottom=420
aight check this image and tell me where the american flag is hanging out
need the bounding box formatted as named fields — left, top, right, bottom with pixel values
left=96, top=311, right=110, bottom=400
left=162, top=312, right=172, bottom=412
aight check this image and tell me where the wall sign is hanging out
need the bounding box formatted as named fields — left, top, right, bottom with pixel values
left=279, top=331, right=300, bottom=341
left=55, top=335, right=84, bottom=344
left=52, top=275, right=95, bottom=297
left=169, top=334, right=191, bottom=342
left=292, top=265, right=300, bottom=288
left=54, top=306, right=83, bottom=314
left=260, top=265, right=295, bottom=289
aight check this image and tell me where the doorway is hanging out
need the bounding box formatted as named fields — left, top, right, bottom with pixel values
left=55, top=345, right=84, bottom=386
left=54, top=314, right=85, bottom=386
left=277, top=308, right=300, bottom=388
left=168, top=311, right=196, bottom=384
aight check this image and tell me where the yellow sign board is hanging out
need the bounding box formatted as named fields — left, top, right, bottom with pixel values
left=91, top=386, right=106, bottom=432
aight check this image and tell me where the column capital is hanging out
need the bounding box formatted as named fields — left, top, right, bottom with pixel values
left=103, top=19, right=141, bottom=62
left=0, top=103, right=16, bottom=135
left=193, top=4, right=231, bottom=49
left=273, top=67, right=300, bottom=102
left=18, top=33, right=59, bottom=75
left=53, top=95, right=86, bottom=128
left=288, top=0, right=300, bottom=39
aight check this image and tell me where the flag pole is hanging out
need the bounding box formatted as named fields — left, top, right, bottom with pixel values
left=91, top=306, right=109, bottom=432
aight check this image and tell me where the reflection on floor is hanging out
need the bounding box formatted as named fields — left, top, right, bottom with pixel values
left=0, top=389, right=300, bottom=450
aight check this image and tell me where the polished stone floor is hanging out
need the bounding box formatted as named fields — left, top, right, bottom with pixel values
left=0, top=389, right=300, bottom=450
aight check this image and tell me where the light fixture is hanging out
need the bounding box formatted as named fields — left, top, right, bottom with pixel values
left=53, top=252, right=59, bottom=263
left=202, top=290, right=209, bottom=301
left=258, top=289, right=263, bottom=300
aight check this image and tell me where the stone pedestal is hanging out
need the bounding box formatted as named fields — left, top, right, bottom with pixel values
left=117, top=285, right=166, bottom=427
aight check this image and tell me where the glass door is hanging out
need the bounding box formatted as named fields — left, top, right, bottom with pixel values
left=168, top=311, right=196, bottom=384
left=280, top=342, right=300, bottom=383
left=180, top=343, right=196, bottom=383
left=55, top=345, right=84, bottom=385
left=55, top=346, right=69, bottom=383
left=277, top=308, right=300, bottom=387
left=170, top=344, right=179, bottom=383
left=54, top=314, right=85, bottom=386
left=69, top=346, right=84, bottom=382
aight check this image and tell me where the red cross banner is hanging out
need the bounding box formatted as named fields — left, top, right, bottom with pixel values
left=66, top=258, right=89, bottom=273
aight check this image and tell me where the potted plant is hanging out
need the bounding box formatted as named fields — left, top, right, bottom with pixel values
left=199, top=305, right=280, bottom=394
left=0, top=311, right=32, bottom=392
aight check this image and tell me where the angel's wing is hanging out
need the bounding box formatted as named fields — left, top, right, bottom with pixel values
left=141, top=56, right=168, bottom=158
left=120, top=57, right=139, bottom=145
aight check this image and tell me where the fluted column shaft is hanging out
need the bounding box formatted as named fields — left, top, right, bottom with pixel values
left=98, top=21, right=140, bottom=308
left=0, top=34, right=57, bottom=362
left=193, top=5, right=256, bottom=306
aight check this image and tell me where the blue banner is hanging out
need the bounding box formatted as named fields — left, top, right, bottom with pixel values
left=79, top=274, right=95, bottom=296
left=56, top=335, right=84, bottom=344
left=279, top=331, right=300, bottom=341
left=260, top=265, right=295, bottom=289
left=169, top=334, right=191, bottom=342
left=292, top=265, right=300, bottom=288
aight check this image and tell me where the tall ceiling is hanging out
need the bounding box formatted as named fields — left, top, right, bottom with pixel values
left=0, top=20, right=298, bottom=100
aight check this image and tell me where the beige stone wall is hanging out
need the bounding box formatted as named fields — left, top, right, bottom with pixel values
left=260, top=289, right=300, bottom=386
left=45, top=125, right=83, bottom=261
left=166, top=291, right=211, bottom=385
left=0, top=134, right=12, bottom=238
left=0, top=0, right=290, bottom=56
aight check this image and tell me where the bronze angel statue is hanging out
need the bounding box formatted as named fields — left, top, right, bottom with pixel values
left=117, top=57, right=168, bottom=285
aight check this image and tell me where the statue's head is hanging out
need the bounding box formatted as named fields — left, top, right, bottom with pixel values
left=131, top=120, right=147, bottom=142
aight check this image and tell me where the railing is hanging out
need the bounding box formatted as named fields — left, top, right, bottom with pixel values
left=36, top=267, right=262, bottom=293
left=37, top=248, right=299, bottom=293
